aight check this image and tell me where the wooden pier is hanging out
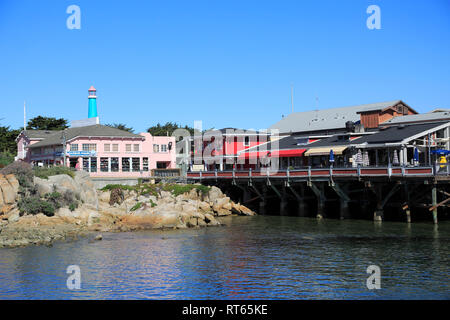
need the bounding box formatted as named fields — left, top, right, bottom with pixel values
left=187, top=166, right=450, bottom=223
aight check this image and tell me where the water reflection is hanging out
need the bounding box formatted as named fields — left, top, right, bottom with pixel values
left=0, top=216, right=449, bottom=299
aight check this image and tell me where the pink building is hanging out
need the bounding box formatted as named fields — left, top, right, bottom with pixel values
left=16, top=87, right=176, bottom=177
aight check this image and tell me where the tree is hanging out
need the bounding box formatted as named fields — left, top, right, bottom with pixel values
left=0, top=125, right=21, bottom=154
left=105, top=123, right=134, bottom=133
left=26, top=116, right=69, bottom=131
left=147, top=122, right=195, bottom=137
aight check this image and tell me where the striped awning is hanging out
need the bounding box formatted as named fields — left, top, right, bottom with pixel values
left=304, top=146, right=347, bottom=156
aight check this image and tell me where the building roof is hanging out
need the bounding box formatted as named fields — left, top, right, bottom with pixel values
left=269, top=100, right=402, bottom=134
left=360, top=122, right=448, bottom=144
left=382, top=111, right=450, bottom=125
left=28, top=124, right=143, bottom=148
left=21, top=130, right=61, bottom=140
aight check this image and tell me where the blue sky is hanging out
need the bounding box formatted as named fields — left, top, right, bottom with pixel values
left=0, top=0, right=449, bottom=133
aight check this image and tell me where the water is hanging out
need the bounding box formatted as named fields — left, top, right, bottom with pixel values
left=0, top=216, right=449, bottom=299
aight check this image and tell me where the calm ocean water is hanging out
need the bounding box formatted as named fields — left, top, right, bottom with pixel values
left=0, top=216, right=448, bottom=299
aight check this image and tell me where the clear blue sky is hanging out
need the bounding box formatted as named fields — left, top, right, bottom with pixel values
left=0, top=0, right=449, bottom=133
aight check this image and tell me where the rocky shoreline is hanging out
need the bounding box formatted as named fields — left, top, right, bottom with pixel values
left=0, top=171, right=255, bottom=248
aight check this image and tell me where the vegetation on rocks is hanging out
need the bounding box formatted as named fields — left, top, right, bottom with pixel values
left=33, top=166, right=75, bottom=179
left=101, top=182, right=211, bottom=198
left=18, top=197, right=55, bottom=217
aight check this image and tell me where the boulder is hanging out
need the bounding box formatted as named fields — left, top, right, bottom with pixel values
left=98, top=191, right=110, bottom=203
left=208, top=186, right=223, bottom=202
left=33, top=177, right=53, bottom=197
left=7, top=211, right=20, bottom=223
left=0, top=175, right=17, bottom=204
left=55, top=207, right=73, bottom=218
left=5, top=175, right=19, bottom=195
left=204, top=213, right=220, bottom=226
left=239, top=204, right=255, bottom=216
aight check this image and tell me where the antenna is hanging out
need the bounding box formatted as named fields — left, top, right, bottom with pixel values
left=291, top=83, right=294, bottom=113
left=23, top=101, right=26, bottom=131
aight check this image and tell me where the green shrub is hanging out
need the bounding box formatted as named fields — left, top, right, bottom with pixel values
left=18, top=197, right=55, bottom=217
left=130, top=202, right=142, bottom=211
left=33, top=166, right=75, bottom=179
left=149, top=199, right=157, bottom=207
left=0, top=152, right=15, bottom=167
left=0, top=161, right=34, bottom=188
left=68, top=202, right=78, bottom=212
left=101, top=184, right=135, bottom=191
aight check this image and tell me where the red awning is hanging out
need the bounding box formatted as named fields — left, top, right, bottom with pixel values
left=270, top=149, right=306, bottom=158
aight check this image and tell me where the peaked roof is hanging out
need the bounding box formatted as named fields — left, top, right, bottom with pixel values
left=21, top=130, right=60, bottom=140
left=269, top=100, right=403, bottom=134
left=28, top=124, right=143, bottom=148
left=382, top=111, right=450, bottom=125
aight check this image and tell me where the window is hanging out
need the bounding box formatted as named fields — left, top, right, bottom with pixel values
left=161, top=144, right=167, bottom=152
left=82, top=144, right=96, bottom=152
left=104, top=144, right=110, bottom=152
left=244, top=136, right=250, bottom=147
left=153, top=144, right=159, bottom=153
left=126, top=144, right=132, bottom=152
left=100, top=157, right=109, bottom=172
left=143, top=157, right=149, bottom=172
left=90, top=157, right=97, bottom=172
left=83, top=158, right=90, bottom=172
left=111, top=157, right=119, bottom=172
left=70, top=144, right=78, bottom=151
left=157, top=161, right=168, bottom=169
left=112, top=144, right=119, bottom=152
left=132, top=158, right=140, bottom=172
left=133, top=144, right=140, bottom=152
left=122, top=158, right=130, bottom=172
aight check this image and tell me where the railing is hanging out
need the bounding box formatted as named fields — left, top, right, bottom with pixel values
left=151, top=168, right=181, bottom=177
left=187, top=165, right=440, bottom=180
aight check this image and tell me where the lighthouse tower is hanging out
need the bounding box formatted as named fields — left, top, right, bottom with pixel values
left=70, top=86, right=100, bottom=128
left=88, top=86, right=98, bottom=118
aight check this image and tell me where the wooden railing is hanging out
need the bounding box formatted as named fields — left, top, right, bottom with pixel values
left=186, top=166, right=439, bottom=180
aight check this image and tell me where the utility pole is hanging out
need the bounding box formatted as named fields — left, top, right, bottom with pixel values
left=291, top=83, right=294, bottom=113
left=62, top=129, right=67, bottom=167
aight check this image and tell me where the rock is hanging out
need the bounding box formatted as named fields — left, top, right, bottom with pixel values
left=204, top=213, right=220, bottom=226
left=239, top=204, right=255, bottom=216
left=48, top=174, right=79, bottom=194
left=0, top=175, right=17, bottom=204
left=186, top=188, right=199, bottom=200
left=7, top=211, right=20, bottom=223
left=197, top=218, right=207, bottom=227
left=187, top=217, right=198, bottom=227
left=5, top=175, right=19, bottom=195
left=98, top=191, right=110, bottom=203
left=208, top=186, right=223, bottom=202
left=87, top=211, right=101, bottom=226
left=33, top=177, right=53, bottom=197
left=109, top=188, right=124, bottom=206
left=74, top=171, right=99, bottom=207
left=94, top=234, right=103, bottom=241
left=231, top=202, right=242, bottom=214
left=55, top=207, right=73, bottom=218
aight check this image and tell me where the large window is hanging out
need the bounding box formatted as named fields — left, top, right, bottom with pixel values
left=100, top=157, right=109, bottom=172
left=111, top=157, right=119, bottom=172
left=82, top=144, right=97, bottom=152
left=133, top=144, right=140, bottom=152
left=153, top=144, right=159, bottom=153
left=143, top=157, right=149, bottom=171
left=126, top=144, right=132, bottom=152
left=112, top=144, right=119, bottom=152
left=122, top=158, right=130, bottom=172
left=244, top=136, right=250, bottom=147
left=70, top=144, right=78, bottom=151
left=90, top=157, right=97, bottom=172
left=132, top=158, right=140, bottom=172
left=161, top=144, right=167, bottom=152
left=104, top=144, right=110, bottom=152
